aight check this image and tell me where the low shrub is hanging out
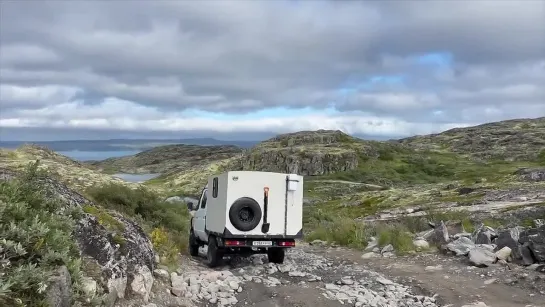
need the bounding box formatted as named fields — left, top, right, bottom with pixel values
left=85, top=182, right=191, bottom=265
left=0, top=161, right=83, bottom=306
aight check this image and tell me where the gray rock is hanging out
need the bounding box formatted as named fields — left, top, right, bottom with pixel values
left=413, top=239, right=430, bottom=251
left=381, top=244, right=394, bottom=253
left=468, top=247, right=497, bottom=267
left=495, top=227, right=525, bottom=263
left=46, top=266, right=71, bottom=307
left=431, top=221, right=450, bottom=245
left=535, top=219, right=545, bottom=227
left=80, top=277, right=97, bottom=299
left=446, top=237, right=475, bottom=256
left=130, top=265, right=154, bottom=301
left=519, top=224, right=545, bottom=263
left=515, top=168, right=545, bottom=182
left=474, top=225, right=496, bottom=244
left=495, top=246, right=512, bottom=261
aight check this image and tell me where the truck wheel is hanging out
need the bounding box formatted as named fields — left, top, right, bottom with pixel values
left=188, top=230, right=199, bottom=257
left=229, top=197, right=262, bottom=232
left=206, top=236, right=223, bottom=268
left=267, top=248, right=285, bottom=264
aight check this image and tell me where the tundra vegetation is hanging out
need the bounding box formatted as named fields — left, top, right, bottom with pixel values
left=0, top=117, right=544, bottom=304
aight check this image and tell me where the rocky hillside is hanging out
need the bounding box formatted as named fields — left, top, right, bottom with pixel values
left=0, top=145, right=136, bottom=190
left=88, top=144, right=243, bottom=174
left=398, top=117, right=545, bottom=162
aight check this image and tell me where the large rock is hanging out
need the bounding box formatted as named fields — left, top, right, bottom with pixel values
left=519, top=225, right=545, bottom=263
left=495, top=227, right=525, bottom=264
left=473, top=225, right=497, bottom=244
left=515, top=168, right=545, bottom=182
left=74, top=211, right=157, bottom=300
left=46, top=266, right=72, bottom=307
left=1, top=168, right=158, bottom=301
left=468, top=247, right=497, bottom=267
left=446, top=237, right=476, bottom=256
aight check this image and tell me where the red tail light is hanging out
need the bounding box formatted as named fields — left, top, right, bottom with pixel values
left=225, top=240, right=245, bottom=246
left=278, top=241, right=295, bottom=247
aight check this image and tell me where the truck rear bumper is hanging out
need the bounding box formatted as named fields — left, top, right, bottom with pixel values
left=217, top=227, right=303, bottom=239
left=217, top=237, right=296, bottom=254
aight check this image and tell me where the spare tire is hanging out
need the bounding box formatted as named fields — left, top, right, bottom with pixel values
left=229, top=197, right=262, bottom=232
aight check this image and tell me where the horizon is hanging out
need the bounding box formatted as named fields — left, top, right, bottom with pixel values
left=1, top=1, right=544, bottom=141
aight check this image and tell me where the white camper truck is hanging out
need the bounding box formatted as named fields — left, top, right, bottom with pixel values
left=187, top=171, right=304, bottom=267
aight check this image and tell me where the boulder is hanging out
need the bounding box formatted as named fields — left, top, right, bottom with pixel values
left=474, top=225, right=497, bottom=245
left=515, top=168, right=545, bottom=182
left=495, top=227, right=525, bottom=264
left=495, top=246, right=512, bottom=261
left=468, top=247, right=497, bottom=267
left=446, top=237, right=475, bottom=256
left=519, top=225, right=545, bottom=263
left=46, top=266, right=72, bottom=307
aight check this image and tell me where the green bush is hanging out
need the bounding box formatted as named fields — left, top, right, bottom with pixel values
left=538, top=149, right=545, bottom=165
left=0, top=161, right=83, bottom=306
left=85, top=183, right=191, bottom=267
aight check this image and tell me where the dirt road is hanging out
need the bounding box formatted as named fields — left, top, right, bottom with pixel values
left=163, top=243, right=544, bottom=307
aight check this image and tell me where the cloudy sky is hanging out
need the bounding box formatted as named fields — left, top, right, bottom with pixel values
left=1, top=0, right=544, bottom=141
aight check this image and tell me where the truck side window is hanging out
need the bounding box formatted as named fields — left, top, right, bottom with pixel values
left=200, top=190, right=208, bottom=209
left=212, top=177, right=218, bottom=198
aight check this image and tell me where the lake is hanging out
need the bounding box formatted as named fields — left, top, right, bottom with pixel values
left=57, top=150, right=141, bottom=161
left=56, top=150, right=161, bottom=183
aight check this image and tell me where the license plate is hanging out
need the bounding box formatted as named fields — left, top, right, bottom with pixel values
left=252, top=241, right=272, bottom=246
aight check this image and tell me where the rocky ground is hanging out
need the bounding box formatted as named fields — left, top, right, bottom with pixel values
left=122, top=242, right=545, bottom=307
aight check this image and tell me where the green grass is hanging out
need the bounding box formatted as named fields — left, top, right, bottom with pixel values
left=0, top=161, right=85, bottom=306
left=321, top=149, right=540, bottom=186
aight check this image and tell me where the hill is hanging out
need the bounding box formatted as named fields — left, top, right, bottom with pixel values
left=0, top=144, right=136, bottom=190
left=1, top=117, right=545, bottom=306
left=398, top=117, right=545, bottom=162
left=0, top=137, right=257, bottom=151
left=88, top=144, right=244, bottom=174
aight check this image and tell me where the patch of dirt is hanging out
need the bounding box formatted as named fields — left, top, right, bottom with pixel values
left=311, top=245, right=545, bottom=307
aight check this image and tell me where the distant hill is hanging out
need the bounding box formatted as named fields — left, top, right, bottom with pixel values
left=0, top=138, right=258, bottom=151
left=397, top=117, right=545, bottom=162
left=88, top=144, right=244, bottom=174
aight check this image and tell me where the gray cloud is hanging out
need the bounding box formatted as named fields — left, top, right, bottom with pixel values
left=0, top=0, right=544, bottom=139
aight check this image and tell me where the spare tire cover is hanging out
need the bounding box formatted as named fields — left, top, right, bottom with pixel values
left=229, top=197, right=262, bottom=232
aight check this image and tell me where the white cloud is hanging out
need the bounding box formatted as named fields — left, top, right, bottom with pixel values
left=0, top=0, right=544, bottom=140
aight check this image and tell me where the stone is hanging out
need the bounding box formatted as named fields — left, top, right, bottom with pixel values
left=461, top=302, right=489, bottom=307
left=446, top=237, right=475, bottom=256
left=468, top=247, right=497, bottom=267
left=361, top=252, right=379, bottom=259
left=381, top=244, right=394, bottom=253
left=474, top=225, right=497, bottom=244
left=153, top=268, right=170, bottom=281
left=130, top=265, right=154, bottom=302
left=495, top=227, right=525, bottom=264
left=364, top=237, right=379, bottom=251
left=495, top=246, right=512, bottom=261
left=519, top=225, right=545, bottom=263
left=46, top=266, right=72, bottom=307
left=80, top=277, right=97, bottom=299
left=413, top=239, right=430, bottom=251
left=431, top=221, right=450, bottom=245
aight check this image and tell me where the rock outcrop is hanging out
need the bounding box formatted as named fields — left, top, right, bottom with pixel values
left=237, top=130, right=364, bottom=176
left=0, top=168, right=157, bottom=304
left=515, top=168, right=545, bottom=182
left=398, top=117, right=545, bottom=161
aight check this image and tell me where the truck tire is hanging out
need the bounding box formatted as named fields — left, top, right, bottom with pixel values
left=206, top=236, right=223, bottom=268
left=188, top=229, right=199, bottom=257
left=229, top=197, right=262, bottom=232
left=267, top=248, right=285, bottom=264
